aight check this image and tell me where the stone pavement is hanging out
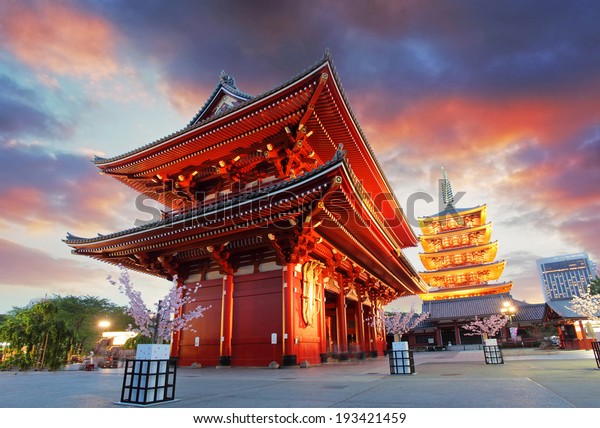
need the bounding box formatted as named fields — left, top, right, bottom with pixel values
left=0, top=348, right=599, bottom=408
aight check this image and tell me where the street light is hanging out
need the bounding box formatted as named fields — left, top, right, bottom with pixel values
left=501, top=301, right=516, bottom=322
left=98, top=320, right=110, bottom=331
left=501, top=301, right=517, bottom=343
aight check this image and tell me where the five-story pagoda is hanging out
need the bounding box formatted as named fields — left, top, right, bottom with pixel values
left=418, top=169, right=512, bottom=301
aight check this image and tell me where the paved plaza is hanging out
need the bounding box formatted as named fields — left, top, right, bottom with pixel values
left=1, top=348, right=598, bottom=408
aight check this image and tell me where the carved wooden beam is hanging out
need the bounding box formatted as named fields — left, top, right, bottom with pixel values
left=207, top=243, right=238, bottom=275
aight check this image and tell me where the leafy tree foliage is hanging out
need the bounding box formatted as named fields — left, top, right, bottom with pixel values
left=589, top=276, right=600, bottom=296
left=123, top=334, right=153, bottom=350
left=0, top=295, right=133, bottom=370
left=52, top=295, right=133, bottom=355
left=0, top=300, right=72, bottom=370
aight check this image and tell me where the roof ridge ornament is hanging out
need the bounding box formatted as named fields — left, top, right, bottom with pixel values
left=219, top=70, right=236, bottom=87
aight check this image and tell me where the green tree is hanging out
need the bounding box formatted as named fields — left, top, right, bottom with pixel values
left=0, top=295, right=133, bottom=370
left=0, top=300, right=73, bottom=370
left=589, top=276, right=600, bottom=296
left=52, top=295, right=132, bottom=356
left=123, top=334, right=153, bottom=351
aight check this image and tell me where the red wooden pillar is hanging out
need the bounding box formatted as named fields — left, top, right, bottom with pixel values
left=579, top=320, right=590, bottom=350
left=219, top=274, right=234, bottom=366
left=454, top=322, right=461, bottom=345
left=357, top=302, right=366, bottom=356
left=337, top=282, right=348, bottom=360
left=319, top=282, right=327, bottom=360
left=282, top=263, right=297, bottom=365
left=436, top=325, right=442, bottom=346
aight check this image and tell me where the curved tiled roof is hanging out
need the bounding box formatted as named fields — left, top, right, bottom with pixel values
left=93, top=53, right=333, bottom=165
left=419, top=205, right=485, bottom=221
left=513, top=301, right=546, bottom=322
left=65, top=148, right=347, bottom=245
left=422, top=293, right=512, bottom=320
left=545, top=299, right=585, bottom=319
left=421, top=293, right=546, bottom=323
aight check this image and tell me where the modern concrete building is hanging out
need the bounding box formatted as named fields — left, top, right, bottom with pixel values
left=537, top=253, right=597, bottom=302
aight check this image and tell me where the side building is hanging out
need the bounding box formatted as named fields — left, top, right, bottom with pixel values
left=64, top=54, right=427, bottom=367
left=539, top=253, right=599, bottom=349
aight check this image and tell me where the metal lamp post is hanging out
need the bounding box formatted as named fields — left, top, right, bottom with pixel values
left=501, top=302, right=517, bottom=342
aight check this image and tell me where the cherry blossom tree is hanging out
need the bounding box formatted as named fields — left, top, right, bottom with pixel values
left=462, top=314, right=508, bottom=340
left=568, top=291, right=600, bottom=321
left=107, top=265, right=210, bottom=343
left=379, top=306, right=430, bottom=341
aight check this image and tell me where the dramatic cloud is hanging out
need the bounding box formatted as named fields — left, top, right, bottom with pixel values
left=0, top=1, right=119, bottom=79
left=1, top=0, right=600, bottom=311
left=0, top=144, right=139, bottom=234
left=0, top=74, right=69, bottom=139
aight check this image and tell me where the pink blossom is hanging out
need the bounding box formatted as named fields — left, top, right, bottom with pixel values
left=370, top=306, right=430, bottom=340
left=462, top=314, right=508, bottom=337
left=107, top=265, right=210, bottom=343
left=568, top=291, right=600, bottom=321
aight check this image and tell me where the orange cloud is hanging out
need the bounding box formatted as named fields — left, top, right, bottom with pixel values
left=158, top=80, right=215, bottom=117
left=354, top=86, right=600, bottom=211
left=0, top=2, right=119, bottom=79
left=0, top=175, right=138, bottom=235
left=360, top=91, right=600, bottom=159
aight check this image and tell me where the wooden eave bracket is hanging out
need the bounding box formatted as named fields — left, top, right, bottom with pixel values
left=275, top=72, right=329, bottom=178
left=207, top=243, right=238, bottom=275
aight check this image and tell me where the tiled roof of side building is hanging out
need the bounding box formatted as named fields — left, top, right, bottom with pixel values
left=422, top=293, right=512, bottom=320
left=545, top=299, right=585, bottom=319
left=513, top=301, right=546, bottom=323
left=420, top=294, right=546, bottom=323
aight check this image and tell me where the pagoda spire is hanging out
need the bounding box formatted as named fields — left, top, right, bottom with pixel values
left=440, top=167, right=454, bottom=208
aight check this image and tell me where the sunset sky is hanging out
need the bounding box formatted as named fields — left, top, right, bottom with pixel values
left=1, top=0, right=599, bottom=313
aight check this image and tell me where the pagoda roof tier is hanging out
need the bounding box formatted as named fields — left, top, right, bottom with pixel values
left=418, top=205, right=487, bottom=236
left=419, top=282, right=513, bottom=301
left=419, top=260, right=507, bottom=288
left=65, top=151, right=427, bottom=296
left=419, top=241, right=499, bottom=271
left=91, top=53, right=417, bottom=248
left=419, top=223, right=493, bottom=253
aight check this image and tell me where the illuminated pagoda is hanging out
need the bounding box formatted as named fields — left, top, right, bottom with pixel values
left=404, top=171, right=552, bottom=349
left=418, top=168, right=512, bottom=301
left=64, top=54, right=427, bottom=367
